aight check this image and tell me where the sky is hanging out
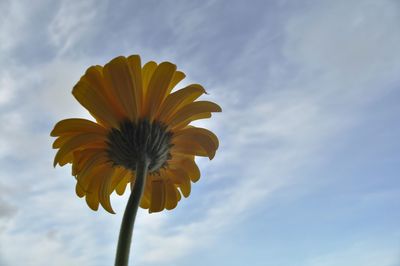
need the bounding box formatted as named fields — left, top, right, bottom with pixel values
left=0, top=0, right=399, bottom=265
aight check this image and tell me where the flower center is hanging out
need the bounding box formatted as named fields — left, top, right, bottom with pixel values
left=106, top=119, right=173, bottom=173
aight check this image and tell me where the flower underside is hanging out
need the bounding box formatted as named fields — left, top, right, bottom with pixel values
left=107, top=119, right=173, bottom=173
left=51, top=55, right=221, bottom=213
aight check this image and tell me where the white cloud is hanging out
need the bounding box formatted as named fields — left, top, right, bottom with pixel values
left=306, top=240, right=400, bottom=266
left=125, top=1, right=400, bottom=263
left=48, top=0, right=99, bottom=55
left=0, top=0, right=398, bottom=265
left=284, top=0, right=400, bottom=93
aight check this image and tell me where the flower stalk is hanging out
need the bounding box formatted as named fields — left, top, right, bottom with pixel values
left=115, top=156, right=149, bottom=266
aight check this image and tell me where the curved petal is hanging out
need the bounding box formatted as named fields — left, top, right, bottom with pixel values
left=171, top=139, right=209, bottom=159
left=169, top=156, right=201, bottom=182
left=110, top=167, right=129, bottom=193
left=174, top=127, right=219, bottom=149
left=143, top=62, right=177, bottom=120
left=115, top=174, right=130, bottom=195
left=53, top=133, right=106, bottom=167
left=165, top=179, right=178, bottom=210
left=76, top=152, right=109, bottom=191
left=168, top=169, right=191, bottom=198
left=156, top=84, right=206, bottom=122
left=149, top=179, right=166, bottom=213
left=167, top=101, right=221, bottom=129
left=85, top=163, right=112, bottom=211
left=75, top=182, right=86, bottom=198
left=167, top=70, right=185, bottom=95
left=174, top=113, right=212, bottom=130
left=139, top=178, right=152, bottom=209
left=172, top=127, right=219, bottom=159
left=72, top=148, right=105, bottom=176
left=99, top=165, right=117, bottom=213
left=127, top=55, right=143, bottom=117
left=141, top=61, right=157, bottom=112
left=103, top=56, right=138, bottom=121
left=52, top=133, right=75, bottom=149
left=83, top=66, right=126, bottom=121
left=72, top=79, right=120, bottom=128
left=51, top=118, right=107, bottom=137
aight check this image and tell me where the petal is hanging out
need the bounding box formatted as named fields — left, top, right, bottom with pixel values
left=76, top=152, right=109, bottom=191
left=171, top=139, right=209, bottom=159
left=167, top=70, right=185, bottom=95
left=173, top=113, right=212, bottom=130
left=75, top=183, right=86, bottom=198
left=83, top=66, right=126, bottom=121
left=99, top=165, right=116, bottom=214
left=85, top=163, right=111, bottom=211
left=150, top=179, right=166, bottom=213
left=110, top=167, right=129, bottom=193
left=165, top=179, right=178, bottom=210
left=127, top=55, right=143, bottom=117
left=143, top=62, right=177, bottom=120
left=103, top=56, right=138, bottom=121
left=72, top=148, right=104, bottom=176
left=156, top=84, right=206, bottom=122
left=53, top=133, right=106, bottom=167
left=167, top=101, right=221, bottom=129
left=115, top=174, right=130, bottom=195
left=172, top=127, right=219, bottom=159
left=141, top=61, right=157, bottom=110
left=85, top=182, right=101, bottom=211
left=139, top=175, right=154, bottom=209
left=174, top=127, right=219, bottom=149
left=169, top=156, right=201, bottom=182
left=169, top=169, right=191, bottom=198
left=72, top=80, right=120, bottom=128
left=52, top=133, right=75, bottom=149
left=51, top=118, right=107, bottom=137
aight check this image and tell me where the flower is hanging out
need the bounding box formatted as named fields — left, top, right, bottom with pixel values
left=51, top=55, right=221, bottom=214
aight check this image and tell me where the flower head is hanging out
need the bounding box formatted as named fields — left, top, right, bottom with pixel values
left=51, top=55, right=221, bottom=214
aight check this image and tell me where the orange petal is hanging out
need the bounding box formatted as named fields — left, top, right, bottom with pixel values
left=110, top=167, right=129, bottom=193
left=143, top=62, right=177, bottom=120
left=76, top=153, right=109, bottom=191
left=141, top=61, right=157, bottom=112
left=103, top=56, right=138, bottom=121
left=167, top=70, right=185, bottom=95
left=172, top=127, right=219, bottom=159
left=83, top=66, right=126, bottom=121
left=139, top=177, right=153, bottom=209
left=72, top=79, right=120, bottom=128
left=127, top=55, right=143, bottom=117
left=53, top=133, right=106, bottom=167
left=149, top=179, right=166, bottom=213
left=167, top=101, right=221, bottom=129
left=169, top=169, right=191, bottom=198
left=156, top=84, right=206, bottom=122
left=115, top=174, right=130, bottom=195
left=75, top=183, right=86, bottom=198
left=51, top=118, right=107, bottom=137
left=165, top=179, right=178, bottom=210
left=99, top=165, right=116, bottom=213
left=171, top=139, right=209, bottom=159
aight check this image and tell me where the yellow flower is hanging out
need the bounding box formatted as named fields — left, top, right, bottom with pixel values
left=51, top=55, right=221, bottom=214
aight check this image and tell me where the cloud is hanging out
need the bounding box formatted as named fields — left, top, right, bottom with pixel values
left=306, top=240, right=400, bottom=266
left=47, top=0, right=100, bottom=55
left=126, top=0, right=400, bottom=264
left=0, top=0, right=399, bottom=265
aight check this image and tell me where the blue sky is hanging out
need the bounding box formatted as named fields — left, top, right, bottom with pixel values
left=0, top=0, right=399, bottom=265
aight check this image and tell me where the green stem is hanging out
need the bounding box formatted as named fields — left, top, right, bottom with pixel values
left=115, top=157, right=149, bottom=266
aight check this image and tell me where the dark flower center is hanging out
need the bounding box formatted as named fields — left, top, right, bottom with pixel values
left=106, top=119, right=173, bottom=173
